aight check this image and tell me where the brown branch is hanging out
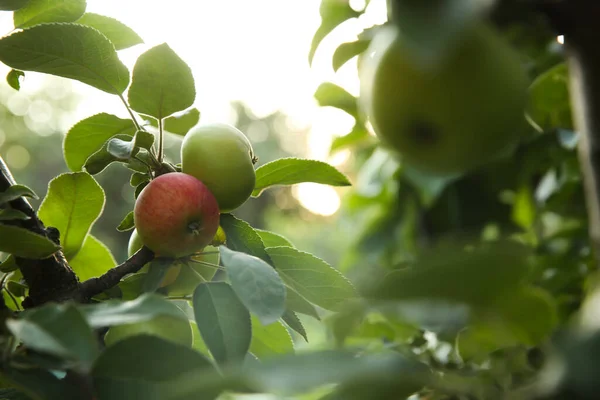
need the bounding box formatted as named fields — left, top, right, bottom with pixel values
left=0, top=156, right=79, bottom=308
left=559, top=2, right=600, bottom=266
left=75, top=246, right=154, bottom=302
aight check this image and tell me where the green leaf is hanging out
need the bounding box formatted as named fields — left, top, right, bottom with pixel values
left=0, top=209, right=29, bottom=221
left=285, top=287, right=320, bottom=320
left=133, top=130, right=155, bottom=151
left=117, top=211, right=135, bottom=232
left=83, top=134, right=133, bottom=175
left=143, top=258, right=175, bottom=293
left=281, top=310, right=308, bottom=342
left=130, top=172, right=148, bottom=187
left=134, top=180, right=148, bottom=199
left=0, top=224, right=60, bottom=258
left=0, top=254, right=18, bottom=272
left=0, top=184, right=38, bottom=205
left=220, top=246, right=286, bottom=326
left=6, top=69, right=24, bottom=91
left=309, top=0, right=360, bottom=64
left=0, top=366, right=78, bottom=400
left=64, top=113, right=136, bottom=171
left=13, top=0, right=86, bottom=29
left=68, top=234, right=116, bottom=281
left=253, top=158, right=351, bottom=197
left=314, top=82, right=358, bottom=118
left=163, top=107, right=200, bottom=136
left=266, top=247, right=356, bottom=312
left=365, top=241, right=532, bottom=306
left=107, top=137, right=136, bottom=160
left=127, top=43, right=195, bottom=119
left=81, top=294, right=190, bottom=327
left=332, top=39, right=370, bottom=72
left=37, top=172, right=105, bottom=259
left=6, top=303, right=98, bottom=368
left=255, top=229, right=294, bottom=248
left=75, top=12, right=143, bottom=50
left=330, top=124, right=371, bottom=154
left=0, top=388, right=32, bottom=400
left=250, top=315, right=294, bottom=359
left=0, top=0, right=29, bottom=11
left=192, top=282, right=251, bottom=365
left=92, top=335, right=218, bottom=400
left=526, top=62, right=572, bottom=131
left=0, top=23, right=130, bottom=94
left=220, top=214, right=270, bottom=263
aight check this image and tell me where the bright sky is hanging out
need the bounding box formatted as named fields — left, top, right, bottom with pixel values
left=0, top=0, right=387, bottom=216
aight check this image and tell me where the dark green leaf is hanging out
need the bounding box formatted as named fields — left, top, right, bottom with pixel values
left=81, top=293, right=190, bottom=327
left=83, top=134, right=133, bottom=175
left=526, top=62, right=572, bottom=131
left=37, top=172, right=105, bottom=259
left=134, top=180, right=148, bottom=199
left=281, top=310, right=308, bottom=342
left=133, top=130, right=155, bottom=151
left=249, top=315, right=294, bottom=359
left=13, top=0, right=86, bottom=29
left=117, top=211, right=135, bottom=232
left=314, top=82, right=358, bottom=118
left=0, top=0, right=29, bottom=11
left=0, top=224, right=60, bottom=258
left=0, top=366, right=79, bottom=400
left=76, top=12, right=143, bottom=50
left=220, top=214, right=270, bottom=263
left=127, top=43, right=195, bottom=119
left=68, top=234, right=116, bottom=281
left=6, top=69, right=24, bottom=90
left=253, top=158, right=351, bottom=197
left=220, top=246, right=286, bottom=325
left=92, top=335, right=218, bottom=400
left=0, top=184, right=38, bottom=204
left=64, top=113, right=136, bottom=171
left=366, top=241, right=532, bottom=306
left=255, top=229, right=294, bottom=248
left=0, top=388, right=32, bottom=400
left=330, top=124, right=371, bottom=153
left=164, top=107, right=200, bottom=136
left=0, top=254, right=17, bottom=272
left=0, top=209, right=29, bottom=221
left=6, top=303, right=98, bottom=367
left=266, top=246, right=356, bottom=312
left=143, top=258, right=175, bottom=293
left=192, top=282, right=251, bottom=365
left=285, top=287, right=320, bottom=320
left=332, top=39, right=370, bottom=72
left=309, top=0, right=360, bottom=64
left=107, top=137, right=136, bottom=160
left=0, top=23, right=130, bottom=94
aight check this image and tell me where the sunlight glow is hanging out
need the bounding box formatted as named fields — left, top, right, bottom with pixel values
left=293, top=183, right=341, bottom=217
left=0, top=0, right=387, bottom=215
left=557, top=35, right=564, bottom=44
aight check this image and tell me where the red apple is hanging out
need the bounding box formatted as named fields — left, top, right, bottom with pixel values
left=133, top=172, right=220, bottom=258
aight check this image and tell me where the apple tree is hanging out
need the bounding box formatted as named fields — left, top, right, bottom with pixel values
left=0, top=0, right=598, bottom=399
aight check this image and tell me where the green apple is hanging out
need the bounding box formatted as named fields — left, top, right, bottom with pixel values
left=165, top=246, right=220, bottom=296
left=127, top=229, right=182, bottom=287
left=133, top=172, right=220, bottom=258
left=181, top=123, right=256, bottom=213
left=359, top=22, right=529, bottom=176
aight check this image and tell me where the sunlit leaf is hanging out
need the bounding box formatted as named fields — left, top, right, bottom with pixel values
left=128, top=43, right=195, bottom=119
left=0, top=184, right=38, bottom=205
left=220, top=214, right=270, bottom=263
left=250, top=315, right=294, bottom=359
left=162, top=108, right=201, bottom=136
left=309, top=0, right=360, bottom=64
left=314, top=82, right=357, bottom=118
left=0, top=0, right=29, bottom=11
left=38, top=172, right=105, bottom=258
left=6, top=69, right=24, bottom=91
left=13, top=0, right=86, bottom=29
left=253, top=158, right=351, bottom=197
left=68, top=234, right=116, bottom=281
left=76, top=12, right=143, bottom=50
left=526, top=62, right=572, bottom=131
left=255, top=229, right=294, bottom=248
left=64, top=113, right=136, bottom=171
left=83, top=134, right=133, bottom=175
left=266, top=246, right=356, bottom=312
left=281, top=310, right=308, bottom=342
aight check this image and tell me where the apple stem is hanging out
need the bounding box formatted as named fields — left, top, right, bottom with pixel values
left=158, top=118, right=165, bottom=163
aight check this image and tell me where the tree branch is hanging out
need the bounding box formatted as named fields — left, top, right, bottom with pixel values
left=560, top=2, right=600, bottom=266
left=0, top=156, right=79, bottom=308
left=75, top=246, right=154, bottom=302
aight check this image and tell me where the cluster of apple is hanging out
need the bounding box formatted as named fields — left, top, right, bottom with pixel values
left=359, top=20, right=529, bottom=176
left=128, top=122, right=256, bottom=261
